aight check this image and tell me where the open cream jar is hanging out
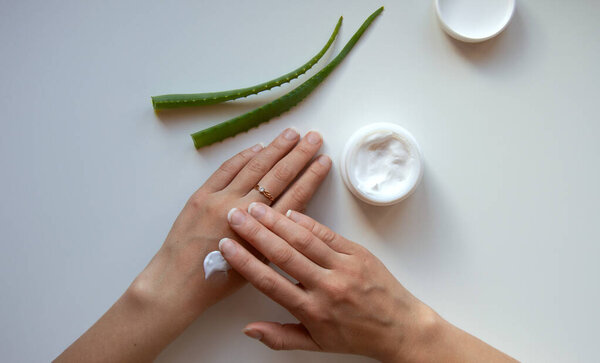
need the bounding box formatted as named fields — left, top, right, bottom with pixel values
left=340, top=123, right=423, bottom=206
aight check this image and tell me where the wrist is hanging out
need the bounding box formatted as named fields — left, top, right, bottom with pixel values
left=126, top=276, right=204, bottom=323
left=382, top=303, right=447, bottom=363
left=127, top=247, right=208, bottom=321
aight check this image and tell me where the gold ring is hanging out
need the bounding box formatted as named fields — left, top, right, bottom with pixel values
left=254, top=184, right=274, bottom=202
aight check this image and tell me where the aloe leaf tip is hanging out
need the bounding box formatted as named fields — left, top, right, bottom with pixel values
left=152, top=16, right=343, bottom=110
left=191, top=7, right=383, bottom=149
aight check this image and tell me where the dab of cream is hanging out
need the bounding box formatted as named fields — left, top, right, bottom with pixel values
left=203, top=251, right=231, bottom=279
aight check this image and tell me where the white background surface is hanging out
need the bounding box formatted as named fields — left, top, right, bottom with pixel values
left=1, top=0, right=599, bottom=362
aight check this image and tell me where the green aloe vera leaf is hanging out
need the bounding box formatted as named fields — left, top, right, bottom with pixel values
left=152, top=17, right=343, bottom=110
left=191, top=7, right=383, bottom=149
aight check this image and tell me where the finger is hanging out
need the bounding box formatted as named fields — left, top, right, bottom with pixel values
left=202, top=143, right=264, bottom=192
left=248, top=202, right=338, bottom=268
left=249, top=131, right=322, bottom=202
left=243, top=322, right=320, bottom=351
left=227, top=208, right=324, bottom=285
left=286, top=210, right=354, bottom=254
left=219, top=238, right=306, bottom=309
left=272, top=155, right=332, bottom=214
left=228, top=128, right=300, bottom=194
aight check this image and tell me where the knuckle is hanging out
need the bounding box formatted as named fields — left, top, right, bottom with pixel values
left=270, top=246, right=295, bottom=266
left=247, top=159, right=270, bottom=175
left=236, top=252, right=253, bottom=271
left=290, top=184, right=311, bottom=205
left=353, top=244, right=370, bottom=256
left=270, top=215, right=287, bottom=232
left=297, top=144, right=315, bottom=157
left=240, top=148, right=255, bottom=159
left=318, top=227, right=337, bottom=244
left=328, top=282, right=346, bottom=297
left=188, top=192, right=214, bottom=212
left=359, top=253, right=379, bottom=276
left=202, top=195, right=226, bottom=216
left=268, top=335, right=285, bottom=351
left=187, top=195, right=205, bottom=210
left=218, top=158, right=239, bottom=175
left=272, top=137, right=292, bottom=151
left=308, top=162, right=326, bottom=178
left=304, top=304, right=328, bottom=324
left=294, top=231, right=314, bottom=251
left=256, top=273, right=278, bottom=295
left=272, top=163, right=294, bottom=183
left=301, top=218, right=317, bottom=232
left=245, top=221, right=263, bottom=239
left=322, top=277, right=350, bottom=299
left=292, top=298, right=311, bottom=317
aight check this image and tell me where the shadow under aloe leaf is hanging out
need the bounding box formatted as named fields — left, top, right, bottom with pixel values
left=154, top=99, right=268, bottom=125
left=152, top=69, right=322, bottom=133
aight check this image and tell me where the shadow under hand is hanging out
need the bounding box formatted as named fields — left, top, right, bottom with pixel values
left=352, top=171, right=462, bottom=271
left=156, top=283, right=372, bottom=363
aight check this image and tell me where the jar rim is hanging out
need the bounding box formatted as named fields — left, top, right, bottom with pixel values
left=340, top=123, right=424, bottom=206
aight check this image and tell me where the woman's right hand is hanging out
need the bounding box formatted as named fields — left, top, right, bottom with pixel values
left=219, top=203, right=517, bottom=363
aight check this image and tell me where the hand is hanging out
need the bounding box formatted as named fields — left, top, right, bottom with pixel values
left=219, top=202, right=427, bottom=361
left=131, top=128, right=332, bottom=316
left=219, top=204, right=517, bottom=363
left=56, top=128, right=332, bottom=363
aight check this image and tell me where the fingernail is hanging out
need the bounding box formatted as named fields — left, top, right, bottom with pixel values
left=243, top=328, right=263, bottom=340
left=251, top=143, right=264, bottom=152
left=219, top=238, right=236, bottom=257
left=285, top=209, right=293, bottom=218
left=248, top=202, right=266, bottom=218
left=283, top=127, right=299, bottom=140
left=306, top=130, right=322, bottom=144
left=227, top=208, right=245, bottom=226
left=318, top=154, right=331, bottom=166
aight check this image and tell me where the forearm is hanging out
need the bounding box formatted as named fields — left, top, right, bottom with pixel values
left=54, top=283, right=198, bottom=363
left=55, top=246, right=215, bottom=363
left=55, top=129, right=332, bottom=362
left=431, top=321, right=517, bottom=363
left=389, top=307, right=517, bottom=363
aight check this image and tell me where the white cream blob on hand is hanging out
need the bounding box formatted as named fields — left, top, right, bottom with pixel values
left=203, top=250, right=231, bottom=279
left=341, top=123, right=423, bottom=206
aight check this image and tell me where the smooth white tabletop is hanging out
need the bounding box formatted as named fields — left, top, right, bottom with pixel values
left=1, top=1, right=599, bottom=362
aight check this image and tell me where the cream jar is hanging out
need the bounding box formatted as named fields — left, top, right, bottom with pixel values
left=340, top=123, right=423, bottom=206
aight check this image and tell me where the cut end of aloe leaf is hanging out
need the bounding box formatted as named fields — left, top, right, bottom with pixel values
left=191, top=133, right=201, bottom=149
left=151, top=16, right=343, bottom=111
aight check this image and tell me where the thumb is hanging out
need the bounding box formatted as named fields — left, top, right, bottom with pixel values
left=242, top=322, right=321, bottom=352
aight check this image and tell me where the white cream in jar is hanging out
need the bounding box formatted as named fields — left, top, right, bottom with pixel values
left=340, top=123, right=423, bottom=206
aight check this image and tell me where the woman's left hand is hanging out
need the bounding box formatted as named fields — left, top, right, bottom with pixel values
left=56, top=128, right=332, bottom=363
left=132, top=128, right=331, bottom=317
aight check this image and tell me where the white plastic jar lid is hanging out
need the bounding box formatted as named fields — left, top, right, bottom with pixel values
left=435, top=0, right=516, bottom=43
left=340, top=123, right=423, bottom=206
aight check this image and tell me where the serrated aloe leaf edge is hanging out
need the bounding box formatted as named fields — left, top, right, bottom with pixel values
left=191, top=6, right=383, bottom=149
left=152, top=17, right=343, bottom=110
